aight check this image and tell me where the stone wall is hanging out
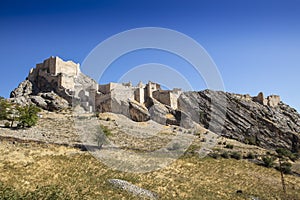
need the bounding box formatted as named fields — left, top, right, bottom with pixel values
left=146, top=82, right=161, bottom=98
left=253, top=92, right=280, bottom=107
left=267, top=95, right=280, bottom=107
left=28, top=56, right=79, bottom=92
left=134, top=88, right=145, bottom=103
left=153, top=91, right=171, bottom=107
left=153, top=89, right=182, bottom=109
left=54, top=57, right=79, bottom=76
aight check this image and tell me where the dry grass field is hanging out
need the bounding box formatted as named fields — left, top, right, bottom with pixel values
left=0, top=112, right=299, bottom=199
left=0, top=139, right=300, bottom=199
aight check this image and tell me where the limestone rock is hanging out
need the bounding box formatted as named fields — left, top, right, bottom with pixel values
left=10, top=80, right=33, bottom=98
left=147, top=98, right=173, bottom=125
left=30, top=96, right=48, bottom=110
left=42, top=92, right=69, bottom=111
left=178, top=90, right=300, bottom=151
left=9, top=96, right=31, bottom=106
left=129, top=100, right=150, bottom=122
left=108, top=179, right=158, bottom=200
left=9, top=92, right=69, bottom=112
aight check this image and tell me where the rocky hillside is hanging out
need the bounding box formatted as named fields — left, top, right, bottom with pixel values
left=9, top=57, right=300, bottom=153
left=179, top=90, right=300, bottom=152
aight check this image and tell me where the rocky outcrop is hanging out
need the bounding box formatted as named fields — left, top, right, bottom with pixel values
left=10, top=92, right=69, bottom=111
left=10, top=80, right=33, bottom=98
left=178, top=90, right=300, bottom=152
left=129, top=100, right=150, bottom=122
left=108, top=179, right=158, bottom=199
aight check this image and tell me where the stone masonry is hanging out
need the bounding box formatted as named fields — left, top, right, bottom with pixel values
left=253, top=92, right=281, bottom=107
left=25, top=57, right=182, bottom=113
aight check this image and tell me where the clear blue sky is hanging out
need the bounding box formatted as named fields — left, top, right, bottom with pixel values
left=0, top=0, right=299, bottom=111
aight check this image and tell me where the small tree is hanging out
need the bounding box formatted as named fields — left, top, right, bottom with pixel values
left=262, top=156, right=276, bottom=168
left=94, top=126, right=109, bottom=149
left=17, top=105, right=41, bottom=128
left=231, top=151, right=242, bottom=160
left=0, top=99, right=10, bottom=121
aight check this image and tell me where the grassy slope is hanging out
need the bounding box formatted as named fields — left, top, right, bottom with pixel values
left=0, top=141, right=299, bottom=200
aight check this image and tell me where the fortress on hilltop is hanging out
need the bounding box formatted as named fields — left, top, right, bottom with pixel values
left=10, top=56, right=300, bottom=154
left=26, top=56, right=182, bottom=112
left=20, top=56, right=280, bottom=113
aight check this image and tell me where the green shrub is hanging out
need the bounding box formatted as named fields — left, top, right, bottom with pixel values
left=4, top=122, right=10, bottom=128
left=231, top=151, right=242, bottom=160
left=262, top=156, right=276, bottom=168
left=100, top=125, right=111, bottom=136
left=244, top=136, right=257, bottom=145
left=209, top=152, right=220, bottom=159
left=225, top=144, right=234, bottom=149
left=280, top=162, right=292, bottom=174
left=17, top=105, right=41, bottom=128
left=0, top=99, right=11, bottom=121
left=221, top=151, right=230, bottom=159
left=276, top=148, right=299, bottom=161
left=276, top=148, right=292, bottom=158
left=245, top=152, right=255, bottom=159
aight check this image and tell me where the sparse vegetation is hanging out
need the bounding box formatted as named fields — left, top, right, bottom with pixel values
left=221, top=151, right=230, bottom=159
left=209, top=152, right=220, bottom=159
left=262, top=156, right=276, bottom=168
left=244, top=136, right=257, bottom=145
left=231, top=151, right=242, bottom=160
left=276, top=148, right=299, bottom=161
left=94, top=125, right=113, bottom=148
left=244, top=152, right=255, bottom=159
left=0, top=100, right=41, bottom=128
left=225, top=144, right=234, bottom=149
left=1, top=141, right=299, bottom=200
left=17, top=105, right=41, bottom=128
left=4, top=122, right=10, bottom=128
left=276, top=162, right=292, bottom=174
left=0, top=99, right=10, bottom=121
left=100, top=124, right=112, bottom=137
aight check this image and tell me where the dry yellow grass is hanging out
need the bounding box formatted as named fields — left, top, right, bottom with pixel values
left=0, top=140, right=299, bottom=199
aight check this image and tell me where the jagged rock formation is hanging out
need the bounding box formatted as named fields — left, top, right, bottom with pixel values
left=9, top=56, right=300, bottom=152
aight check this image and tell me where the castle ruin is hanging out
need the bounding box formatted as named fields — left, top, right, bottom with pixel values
left=30, top=57, right=182, bottom=113
left=26, top=57, right=281, bottom=114
left=253, top=92, right=281, bottom=107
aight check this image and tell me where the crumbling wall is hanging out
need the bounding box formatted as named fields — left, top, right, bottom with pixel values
left=146, top=82, right=161, bottom=98
left=134, top=88, right=145, bottom=103
left=267, top=95, right=280, bottom=107
left=253, top=92, right=280, bottom=107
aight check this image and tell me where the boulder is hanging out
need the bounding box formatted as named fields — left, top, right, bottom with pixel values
left=128, top=100, right=150, bottom=122
left=31, top=96, right=48, bottom=110
left=108, top=179, right=158, bottom=200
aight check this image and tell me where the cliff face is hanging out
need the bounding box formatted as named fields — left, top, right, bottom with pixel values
left=9, top=57, right=300, bottom=152
left=179, top=90, right=300, bottom=152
